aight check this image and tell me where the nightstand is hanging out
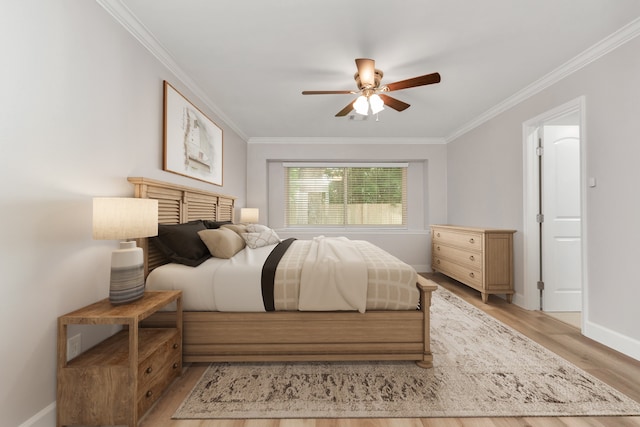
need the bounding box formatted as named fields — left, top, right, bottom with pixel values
left=56, top=290, right=182, bottom=427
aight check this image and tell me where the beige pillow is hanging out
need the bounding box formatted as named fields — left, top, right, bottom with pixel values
left=221, top=223, right=248, bottom=235
left=198, top=227, right=246, bottom=259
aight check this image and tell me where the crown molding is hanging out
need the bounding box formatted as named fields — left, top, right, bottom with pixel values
left=95, top=0, right=249, bottom=141
left=247, top=137, right=447, bottom=145
left=445, top=16, right=640, bottom=143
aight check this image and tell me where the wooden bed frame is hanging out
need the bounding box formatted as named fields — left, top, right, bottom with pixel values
left=129, top=177, right=438, bottom=367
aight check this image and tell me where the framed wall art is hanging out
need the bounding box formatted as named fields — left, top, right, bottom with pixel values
left=163, top=81, right=223, bottom=186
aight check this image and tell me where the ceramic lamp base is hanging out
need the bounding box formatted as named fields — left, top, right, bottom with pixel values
left=109, top=241, right=145, bottom=305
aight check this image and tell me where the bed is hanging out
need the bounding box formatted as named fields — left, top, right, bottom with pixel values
left=130, top=177, right=438, bottom=367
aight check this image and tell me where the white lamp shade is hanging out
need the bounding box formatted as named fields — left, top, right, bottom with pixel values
left=353, top=95, right=369, bottom=115
left=369, top=94, right=385, bottom=114
left=240, top=208, right=259, bottom=223
left=93, top=198, right=158, bottom=240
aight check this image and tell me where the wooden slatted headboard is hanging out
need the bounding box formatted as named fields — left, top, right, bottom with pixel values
left=128, top=177, right=236, bottom=276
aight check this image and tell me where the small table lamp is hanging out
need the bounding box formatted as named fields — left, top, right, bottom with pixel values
left=240, top=208, right=259, bottom=224
left=93, top=197, right=158, bottom=304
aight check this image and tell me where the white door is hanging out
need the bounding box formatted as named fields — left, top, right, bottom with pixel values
left=541, top=124, right=582, bottom=312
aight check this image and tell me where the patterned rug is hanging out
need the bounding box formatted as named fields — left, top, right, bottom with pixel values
left=174, top=287, right=640, bottom=418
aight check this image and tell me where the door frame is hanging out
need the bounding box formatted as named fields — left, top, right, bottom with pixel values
left=522, top=97, right=587, bottom=324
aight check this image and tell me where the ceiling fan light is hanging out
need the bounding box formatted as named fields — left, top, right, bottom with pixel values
left=354, top=95, right=369, bottom=115
left=369, top=94, right=384, bottom=114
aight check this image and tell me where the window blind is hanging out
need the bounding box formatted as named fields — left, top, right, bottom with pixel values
left=285, top=164, right=407, bottom=227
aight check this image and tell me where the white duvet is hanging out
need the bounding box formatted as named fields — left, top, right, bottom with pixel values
left=146, top=238, right=419, bottom=312
left=146, top=243, right=277, bottom=311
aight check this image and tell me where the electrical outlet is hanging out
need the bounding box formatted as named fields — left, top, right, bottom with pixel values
left=67, top=334, right=82, bottom=361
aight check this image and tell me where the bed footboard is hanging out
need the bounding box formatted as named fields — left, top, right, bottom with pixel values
left=144, top=277, right=438, bottom=367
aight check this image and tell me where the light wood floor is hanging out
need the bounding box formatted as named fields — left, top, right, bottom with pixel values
left=140, top=273, right=640, bottom=427
left=545, top=312, right=581, bottom=329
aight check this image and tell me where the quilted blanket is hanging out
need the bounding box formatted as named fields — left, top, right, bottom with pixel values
left=266, top=238, right=419, bottom=312
left=298, top=236, right=368, bottom=313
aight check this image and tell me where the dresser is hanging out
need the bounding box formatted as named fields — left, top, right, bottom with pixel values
left=57, top=290, right=182, bottom=427
left=431, top=225, right=515, bottom=303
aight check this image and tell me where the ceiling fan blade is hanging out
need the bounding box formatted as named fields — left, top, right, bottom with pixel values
left=355, top=58, right=375, bottom=87
left=385, top=72, right=441, bottom=92
left=302, top=90, right=354, bottom=95
left=379, top=94, right=410, bottom=112
left=335, top=99, right=356, bottom=117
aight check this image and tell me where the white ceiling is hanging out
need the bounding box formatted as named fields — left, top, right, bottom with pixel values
left=105, top=0, right=640, bottom=141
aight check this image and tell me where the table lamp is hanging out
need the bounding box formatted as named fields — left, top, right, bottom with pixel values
left=239, top=208, right=259, bottom=224
left=92, top=197, right=158, bottom=304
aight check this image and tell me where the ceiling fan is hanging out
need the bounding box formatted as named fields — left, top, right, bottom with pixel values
left=302, top=58, right=441, bottom=117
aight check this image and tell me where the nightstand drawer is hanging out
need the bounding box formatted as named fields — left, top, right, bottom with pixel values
left=137, top=329, right=181, bottom=415
left=138, top=329, right=181, bottom=390
left=137, top=352, right=181, bottom=416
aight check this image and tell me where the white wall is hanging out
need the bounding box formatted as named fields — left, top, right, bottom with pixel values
left=0, top=1, right=247, bottom=426
left=246, top=139, right=448, bottom=271
left=446, top=35, right=640, bottom=359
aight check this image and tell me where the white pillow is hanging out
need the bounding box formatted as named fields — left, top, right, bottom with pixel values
left=246, top=223, right=270, bottom=233
left=241, top=228, right=281, bottom=249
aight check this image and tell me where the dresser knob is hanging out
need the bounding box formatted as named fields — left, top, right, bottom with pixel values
left=437, top=232, right=441, bottom=237
left=436, top=259, right=441, bottom=265
left=173, top=343, right=178, bottom=349
left=436, top=246, right=440, bottom=251
left=173, top=362, right=179, bottom=369
left=469, top=255, right=475, bottom=261
left=146, top=390, right=153, bottom=398
left=469, top=272, right=475, bottom=278
left=145, top=366, right=153, bottom=374
left=469, top=238, right=475, bottom=244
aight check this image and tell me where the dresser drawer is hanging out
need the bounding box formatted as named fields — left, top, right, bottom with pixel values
left=433, top=243, right=483, bottom=270
left=431, top=225, right=515, bottom=303
left=433, top=256, right=483, bottom=289
left=433, top=229, right=483, bottom=252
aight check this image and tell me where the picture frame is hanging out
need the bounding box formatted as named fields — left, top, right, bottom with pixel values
left=163, top=81, right=223, bottom=186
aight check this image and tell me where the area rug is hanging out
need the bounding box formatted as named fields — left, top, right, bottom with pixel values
left=173, top=287, right=640, bottom=418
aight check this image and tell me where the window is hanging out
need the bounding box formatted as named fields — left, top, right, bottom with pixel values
left=284, top=163, right=407, bottom=227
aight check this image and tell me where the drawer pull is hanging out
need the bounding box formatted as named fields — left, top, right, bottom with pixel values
left=146, top=390, right=153, bottom=398
left=173, top=343, right=179, bottom=350
left=469, top=272, right=475, bottom=278
left=173, top=362, right=179, bottom=369
left=436, top=232, right=441, bottom=237
left=469, top=238, right=475, bottom=244
left=436, top=259, right=441, bottom=265
left=145, top=366, right=153, bottom=374
left=469, top=255, right=475, bottom=261
left=436, top=246, right=440, bottom=251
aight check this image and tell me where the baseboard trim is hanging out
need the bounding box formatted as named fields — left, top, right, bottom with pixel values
left=584, top=319, right=640, bottom=362
left=18, top=402, right=55, bottom=427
